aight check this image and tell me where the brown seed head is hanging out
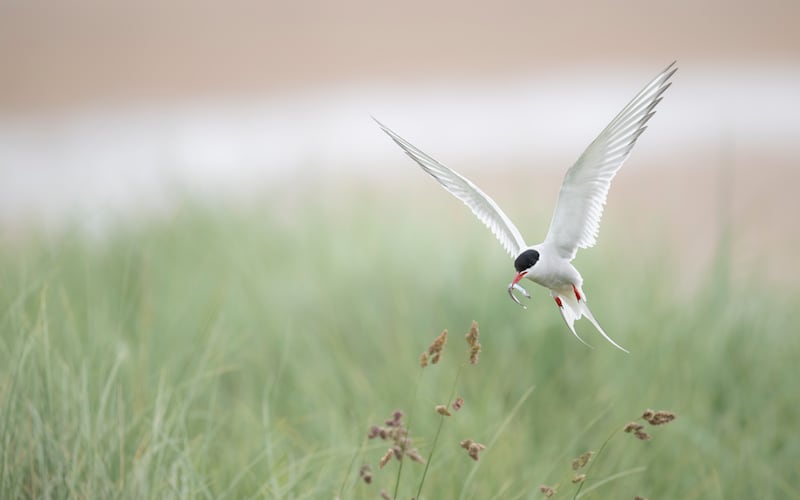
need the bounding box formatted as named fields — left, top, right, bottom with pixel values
left=460, top=439, right=473, bottom=450
left=379, top=448, right=393, bottom=469
left=407, top=448, right=426, bottom=464
left=419, top=352, right=429, bottom=368
left=451, top=397, right=464, bottom=412
left=428, top=329, right=448, bottom=356
left=571, top=451, right=593, bottom=471
left=469, top=344, right=482, bottom=365
left=367, top=425, right=380, bottom=439
left=466, top=321, right=479, bottom=347
left=465, top=321, right=482, bottom=364
left=634, top=496, right=649, bottom=500
left=435, top=404, right=452, bottom=416
left=624, top=422, right=644, bottom=433
left=645, top=410, right=677, bottom=426
left=467, top=442, right=486, bottom=461
left=571, top=473, right=586, bottom=484
left=380, top=491, right=391, bottom=500
left=385, top=410, right=404, bottom=427
left=358, top=464, right=372, bottom=484
left=539, top=485, right=557, bottom=497
left=634, top=429, right=652, bottom=441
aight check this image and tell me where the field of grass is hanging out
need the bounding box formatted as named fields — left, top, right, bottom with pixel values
left=1, top=190, right=798, bottom=499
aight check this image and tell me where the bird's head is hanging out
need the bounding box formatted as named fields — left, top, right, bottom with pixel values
left=508, top=249, right=539, bottom=307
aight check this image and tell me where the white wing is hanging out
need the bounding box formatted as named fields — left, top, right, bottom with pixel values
left=544, top=62, right=678, bottom=260
left=374, top=118, right=527, bottom=258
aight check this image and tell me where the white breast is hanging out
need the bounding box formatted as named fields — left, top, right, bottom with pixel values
left=525, top=244, right=583, bottom=292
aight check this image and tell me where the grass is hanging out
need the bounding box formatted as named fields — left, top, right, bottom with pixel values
left=1, top=190, right=799, bottom=499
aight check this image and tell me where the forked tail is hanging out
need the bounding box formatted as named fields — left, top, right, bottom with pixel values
left=552, top=288, right=629, bottom=353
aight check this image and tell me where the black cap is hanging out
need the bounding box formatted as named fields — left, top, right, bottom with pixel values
left=514, top=249, right=540, bottom=273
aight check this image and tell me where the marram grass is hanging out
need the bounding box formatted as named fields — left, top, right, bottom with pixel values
left=0, top=196, right=799, bottom=499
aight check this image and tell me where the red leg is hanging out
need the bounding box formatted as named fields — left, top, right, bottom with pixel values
left=572, top=284, right=582, bottom=301
left=554, top=296, right=563, bottom=307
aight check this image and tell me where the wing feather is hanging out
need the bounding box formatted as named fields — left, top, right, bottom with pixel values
left=374, top=118, right=527, bottom=258
left=544, top=62, right=677, bottom=260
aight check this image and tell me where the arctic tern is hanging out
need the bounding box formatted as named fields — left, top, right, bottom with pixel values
left=374, top=62, right=677, bottom=352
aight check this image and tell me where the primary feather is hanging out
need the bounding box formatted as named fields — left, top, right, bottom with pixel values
left=544, top=62, right=678, bottom=260
left=373, top=117, right=527, bottom=258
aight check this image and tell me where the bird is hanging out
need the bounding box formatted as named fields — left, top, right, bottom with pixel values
left=374, top=62, right=677, bottom=353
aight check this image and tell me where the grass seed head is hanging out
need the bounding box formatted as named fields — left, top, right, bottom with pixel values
left=435, top=404, right=452, bottom=416
left=385, top=410, right=404, bottom=427
left=634, top=497, right=649, bottom=500
left=644, top=409, right=676, bottom=426
left=370, top=410, right=423, bottom=466
left=466, top=320, right=479, bottom=347
left=419, top=352, right=429, bottom=368
left=571, top=451, right=593, bottom=470
left=571, top=473, right=586, bottom=484
left=460, top=439, right=473, bottom=450
left=624, top=422, right=651, bottom=440
left=358, top=464, right=372, bottom=484
left=539, top=485, right=557, bottom=497
left=469, top=344, right=482, bottom=365
left=451, top=396, right=464, bottom=412
left=467, top=442, right=486, bottom=460
left=380, top=490, right=391, bottom=500
left=379, top=448, right=393, bottom=469
left=465, top=321, right=482, bottom=364
left=407, top=448, right=426, bottom=464
left=428, top=329, right=448, bottom=357
left=624, top=422, right=644, bottom=433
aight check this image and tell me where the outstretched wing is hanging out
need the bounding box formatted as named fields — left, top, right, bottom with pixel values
left=544, top=62, right=678, bottom=260
left=374, top=118, right=527, bottom=258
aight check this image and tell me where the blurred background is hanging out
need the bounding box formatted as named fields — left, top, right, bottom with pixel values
left=2, top=2, right=800, bottom=498
left=1, top=0, right=799, bottom=287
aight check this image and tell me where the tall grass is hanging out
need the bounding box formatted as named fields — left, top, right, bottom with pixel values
left=0, top=193, right=798, bottom=498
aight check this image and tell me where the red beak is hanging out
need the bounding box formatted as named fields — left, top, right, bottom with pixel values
left=508, top=271, right=531, bottom=307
